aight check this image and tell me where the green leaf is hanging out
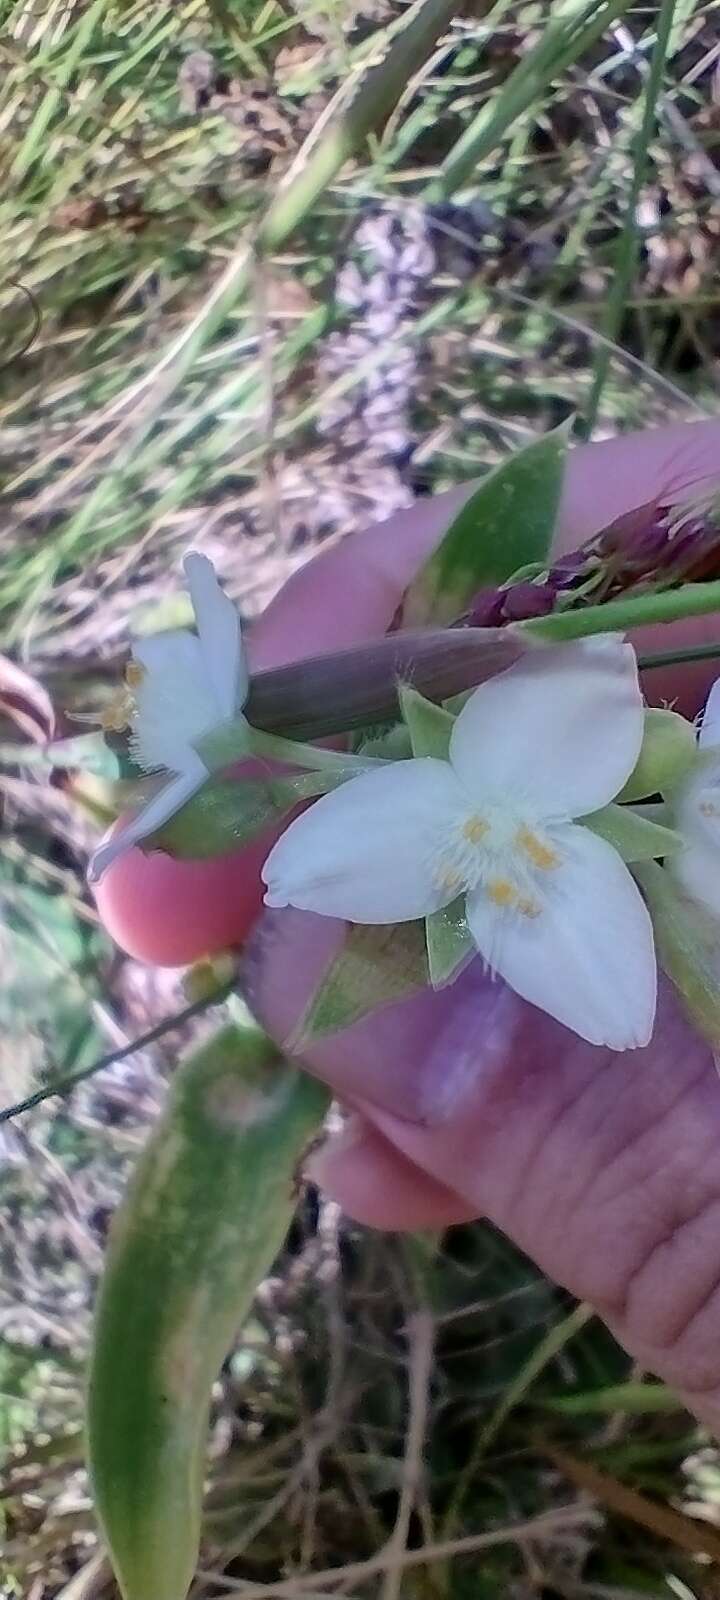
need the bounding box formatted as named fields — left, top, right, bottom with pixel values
left=295, top=921, right=429, bottom=1044
left=426, top=899, right=475, bottom=988
left=617, top=708, right=697, bottom=802
left=403, top=426, right=568, bottom=626
left=87, top=1023, right=327, bottom=1600
left=636, top=861, right=720, bottom=1048
left=538, top=1382, right=682, bottom=1417
left=153, top=773, right=327, bottom=859
left=399, top=683, right=455, bottom=759
left=582, top=804, right=682, bottom=863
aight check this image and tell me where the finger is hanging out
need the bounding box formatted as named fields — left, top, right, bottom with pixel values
left=97, top=419, right=720, bottom=963
left=94, top=826, right=276, bottom=966
left=306, top=1115, right=476, bottom=1229
left=253, top=417, right=720, bottom=668
left=355, top=988, right=720, bottom=1432
left=251, top=913, right=720, bottom=1428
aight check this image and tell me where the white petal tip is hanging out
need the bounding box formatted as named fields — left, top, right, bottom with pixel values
left=584, top=1001, right=656, bottom=1052
left=263, top=886, right=289, bottom=909
left=607, top=1026, right=653, bottom=1052
left=87, top=836, right=128, bottom=886
left=183, top=550, right=215, bottom=579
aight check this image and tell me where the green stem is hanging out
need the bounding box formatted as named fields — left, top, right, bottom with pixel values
left=248, top=726, right=386, bottom=775
left=429, top=0, right=634, bottom=199
left=443, top=1302, right=594, bottom=1539
left=197, top=718, right=386, bottom=778
left=638, top=641, right=720, bottom=671
left=520, top=580, right=720, bottom=642
left=0, top=980, right=235, bottom=1125
left=582, top=0, right=677, bottom=435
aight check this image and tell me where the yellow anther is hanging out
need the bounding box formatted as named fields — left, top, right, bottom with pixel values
left=101, top=689, right=134, bottom=733
left=463, top=814, right=489, bottom=844
left=517, top=895, right=542, bottom=919
left=700, top=799, right=720, bottom=818
left=487, top=877, right=518, bottom=909
left=516, top=825, right=560, bottom=871
left=125, top=660, right=146, bottom=688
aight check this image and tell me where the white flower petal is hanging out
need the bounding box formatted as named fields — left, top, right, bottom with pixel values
left=132, top=631, right=219, bottom=772
left=465, top=823, right=656, bottom=1049
left=184, top=553, right=247, bottom=716
left=262, top=758, right=465, bottom=923
left=88, top=758, right=207, bottom=884
left=450, top=637, right=644, bottom=819
left=672, top=760, right=720, bottom=915
left=673, top=831, right=720, bottom=918
left=699, top=676, right=720, bottom=750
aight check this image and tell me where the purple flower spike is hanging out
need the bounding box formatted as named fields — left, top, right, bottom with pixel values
left=466, top=587, right=507, bottom=627
left=549, top=549, right=594, bottom=589
left=502, top=580, right=557, bottom=621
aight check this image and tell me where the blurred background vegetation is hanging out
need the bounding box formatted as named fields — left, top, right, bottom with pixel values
left=2, top=0, right=720, bottom=1595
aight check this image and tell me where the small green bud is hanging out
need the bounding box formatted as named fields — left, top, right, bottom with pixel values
left=618, top=708, right=697, bottom=802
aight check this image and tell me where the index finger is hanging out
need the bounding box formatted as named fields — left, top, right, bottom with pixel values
left=250, top=418, right=720, bottom=678
left=95, top=419, right=720, bottom=965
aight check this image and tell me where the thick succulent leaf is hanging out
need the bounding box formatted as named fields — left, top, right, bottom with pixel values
left=87, top=1024, right=327, bottom=1600
left=425, top=898, right=475, bottom=988
left=399, top=682, right=455, bottom=759
left=637, top=861, right=720, bottom=1047
left=403, top=426, right=568, bottom=626
left=582, top=804, right=682, bottom=863
left=617, top=708, right=697, bottom=801
left=295, top=921, right=429, bottom=1044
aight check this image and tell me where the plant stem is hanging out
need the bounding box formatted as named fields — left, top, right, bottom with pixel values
left=582, top=0, right=678, bottom=435
left=638, top=641, right=720, bottom=671
left=429, top=0, right=634, bottom=199
left=519, top=580, right=720, bottom=642
left=0, top=980, right=236, bottom=1125
left=248, top=726, right=386, bottom=775
left=442, top=1302, right=594, bottom=1539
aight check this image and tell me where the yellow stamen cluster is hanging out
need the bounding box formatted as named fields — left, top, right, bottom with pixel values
left=433, top=812, right=561, bottom=920
left=99, top=661, right=146, bottom=733
left=515, top=824, right=560, bottom=871
left=462, top=815, right=489, bottom=844
left=487, top=877, right=541, bottom=918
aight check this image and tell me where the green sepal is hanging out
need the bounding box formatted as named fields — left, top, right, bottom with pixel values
left=355, top=723, right=413, bottom=760
left=87, top=1023, right=327, bottom=1600
left=294, top=921, right=429, bottom=1044
left=399, top=683, right=455, bottom=759
left=152, top=773, right=327, bottom=860
left=636, top=861, right=720, bottom=1048
left=425, top=898, right=474, bottom=988
left=403, top=425, right=568, bottom=626
left=582, top=803, right=682, bottom=863
left=617, top=708, right=698, bottom=802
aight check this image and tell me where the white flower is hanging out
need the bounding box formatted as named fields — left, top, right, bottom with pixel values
left=262, top=638, right=656, bottom=1049
left=88, top=553, right=247, bottom=883
left=672, top=676, right=720, bottom=916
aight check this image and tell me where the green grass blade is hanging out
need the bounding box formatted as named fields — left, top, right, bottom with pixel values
left=431, top=0, right=634, bottom=199
left=583, top=0, right=679, bottom=434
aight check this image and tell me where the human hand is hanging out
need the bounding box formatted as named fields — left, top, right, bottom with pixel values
left=97, top=419, right=720, bottom=1431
